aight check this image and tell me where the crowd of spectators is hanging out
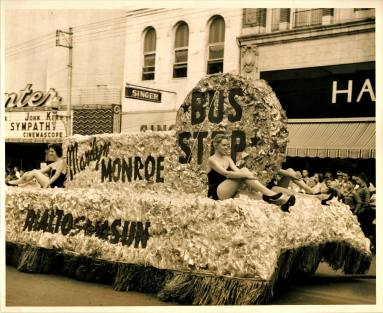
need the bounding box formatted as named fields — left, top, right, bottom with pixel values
left=290, top=169, right=376, bottom=251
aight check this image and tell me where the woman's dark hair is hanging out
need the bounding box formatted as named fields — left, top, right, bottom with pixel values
left=48, top=143, right=63, bottom=157
left=212, top=134, right=229, bottom=147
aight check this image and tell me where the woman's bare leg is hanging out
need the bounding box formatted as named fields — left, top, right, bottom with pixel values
left=217, top=179, right=242, bottom=200
left=245, top=179, right=276, bottom=196
left=239, top=168, right=276, bottom=196
left=292, top=179, right=315, bottom=194
left=31, top=170, right=50, bottom=187
left=272, top=184, right=329, bottom=201
left=271, top=186, right=295, bottom=196
left=9, top=169, right=49, bottom=187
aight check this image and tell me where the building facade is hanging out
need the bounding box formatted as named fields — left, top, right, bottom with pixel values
left=4, top=10, right=126, bottom=170
left=120, top=8, right=375, bottom=179
left=121, top=8, right=243, bottom=132
left=238, top=8, right=376, bottom=179
left=4, top=8, right=376, bottom=180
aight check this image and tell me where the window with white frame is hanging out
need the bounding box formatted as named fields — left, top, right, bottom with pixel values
left=173, top=22, right=189, bottom=78
left=207, top=16, right=225, bottom=75
left=142, top=27, right=156, bottom=80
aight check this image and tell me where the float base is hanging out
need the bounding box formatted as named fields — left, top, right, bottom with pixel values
left=6, top=241, right=371, bottom=305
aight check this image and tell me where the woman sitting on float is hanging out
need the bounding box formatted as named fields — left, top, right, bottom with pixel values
left=8, top=144, right=67, bottom=188
left=207, top=134, right=295, bottom=212
left=267, top=168, right=336, bottom=205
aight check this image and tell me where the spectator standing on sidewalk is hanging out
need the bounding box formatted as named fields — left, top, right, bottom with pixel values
left=342, top=179, right=361, bottom=213
left=352, top=173, right=373, bottom=241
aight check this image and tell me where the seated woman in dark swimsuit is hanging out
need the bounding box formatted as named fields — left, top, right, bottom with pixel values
left=207, top=134, right=295, bottom=212
left=8, top=144, right=67, bottom=188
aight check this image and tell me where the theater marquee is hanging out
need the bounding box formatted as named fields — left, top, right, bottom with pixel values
left=4, top=84, right=66, bottom=142
left=5, top=110, right=66, bottom=141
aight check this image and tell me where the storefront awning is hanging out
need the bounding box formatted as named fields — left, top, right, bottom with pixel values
left=286, top=121, right=375, bottom=159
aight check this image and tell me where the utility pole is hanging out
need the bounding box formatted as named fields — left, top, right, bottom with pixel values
left=56, top=27, right=73, bottom=137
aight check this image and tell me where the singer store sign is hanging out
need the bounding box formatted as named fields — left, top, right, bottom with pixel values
left=5, top=111, right=66, bottom=141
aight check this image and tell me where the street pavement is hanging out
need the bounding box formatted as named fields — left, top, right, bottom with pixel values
left=5, top=256, right=376, bottom=306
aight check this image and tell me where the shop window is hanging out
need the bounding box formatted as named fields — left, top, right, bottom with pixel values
left=293, top=8, right=322, bottom=28
left=173, top=22, right=189, bottom=78
left=207, top=16, right=225, bottom=75
left=142, top=27, right=156, bottom=80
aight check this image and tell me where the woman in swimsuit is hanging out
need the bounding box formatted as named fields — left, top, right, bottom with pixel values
left=267, top=168, right=335, bottom=205
left=8, top=144, right=67, bottom=188
left=207, top=134, right=295, bottom=211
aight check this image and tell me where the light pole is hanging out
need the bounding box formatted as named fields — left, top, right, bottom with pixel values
left=56, top=28, right=73, bottom=136
left=50, top=96, right=69, bottom=137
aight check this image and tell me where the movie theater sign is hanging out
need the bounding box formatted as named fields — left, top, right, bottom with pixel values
left=4, top=84, right=66, bottom=141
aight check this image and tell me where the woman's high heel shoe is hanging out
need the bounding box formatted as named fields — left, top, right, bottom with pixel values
left=321, top=191, right=335, bottom=205
left=263, top=193, right=283, bottom=203
left=281, top=195, right=296, bottom=212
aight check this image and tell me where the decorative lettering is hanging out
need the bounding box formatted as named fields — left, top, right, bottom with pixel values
left=5, top=84, right=59, bottom=108
left=67, top=137, right=111, bottom=180
left=101, top=156, right=165, bottom=183
left=22, top=209, right=151, bottom=248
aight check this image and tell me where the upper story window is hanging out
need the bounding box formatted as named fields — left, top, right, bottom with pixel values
left=293, top=8, right=322, bottom=28
left=353, top=8, right=375, bottom=20
left=207, top=16, right=225, bottom=74
left=142, top=27, right=156, bottom=80
left=243, top=9, right=267, bottom=28
left=173, top=22, right=189, bottom=78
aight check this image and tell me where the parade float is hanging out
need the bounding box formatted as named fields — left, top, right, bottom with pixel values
left=5, top=73, right=371, bottom=305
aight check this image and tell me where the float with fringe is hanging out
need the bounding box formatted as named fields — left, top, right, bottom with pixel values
left=6, top=240, right=371, bottom=305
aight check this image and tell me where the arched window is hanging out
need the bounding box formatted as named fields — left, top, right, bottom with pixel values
left=142, top=27, right=156, bottom=80
left=173, top=22, right=189, bottom=78
left=207, top=16, right=225, bottom=74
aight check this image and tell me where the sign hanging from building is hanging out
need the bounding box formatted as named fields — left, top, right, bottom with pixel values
left=122, top=84, right=178, bottom=132
left=260, top=62, right=375, bottom=119
left=125, top=86, right=162, bottom=103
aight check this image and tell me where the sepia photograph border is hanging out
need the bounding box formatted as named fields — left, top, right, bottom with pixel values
left=1, top=0, right=382, bottom=312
